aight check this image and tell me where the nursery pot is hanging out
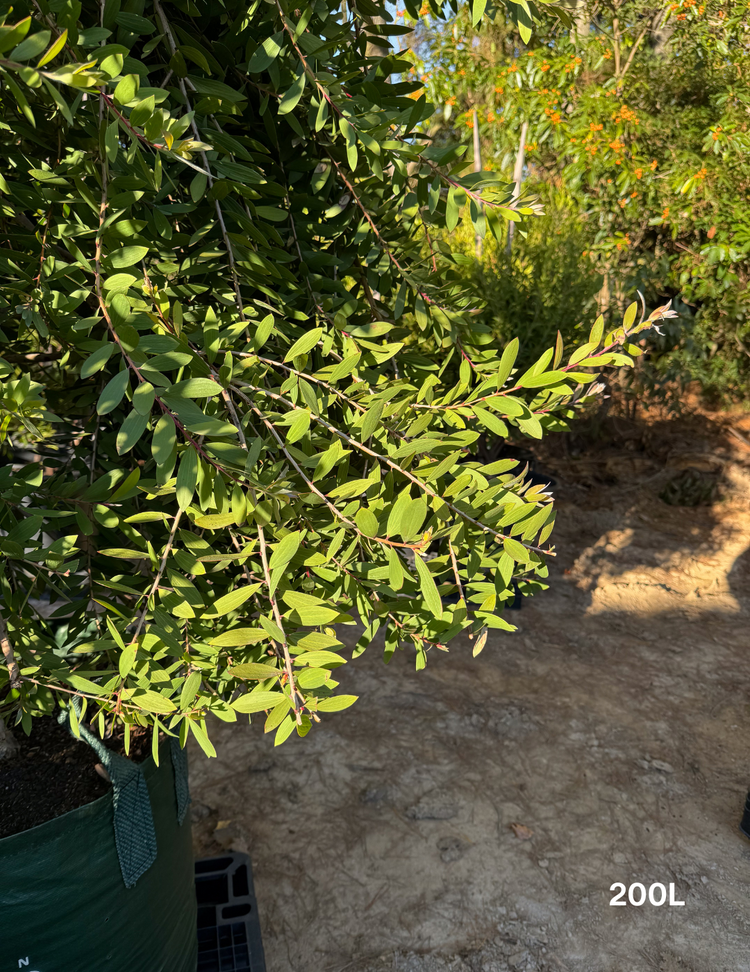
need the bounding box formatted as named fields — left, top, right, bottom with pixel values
left=740, top=790, right=750, bottom=840
left=0, top=726, right=197, bottom=972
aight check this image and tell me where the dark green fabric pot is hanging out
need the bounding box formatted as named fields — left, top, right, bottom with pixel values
left=0, top=745, right=197, bottom=972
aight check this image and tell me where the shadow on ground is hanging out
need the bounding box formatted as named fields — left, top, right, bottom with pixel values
left=190, top=408, right=750, bottom=972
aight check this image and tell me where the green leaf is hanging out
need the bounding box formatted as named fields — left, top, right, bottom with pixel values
left=446, top=187, right=460, bottom=232
left=497, top=338, right=519, bottom=386
left=132, top=381, right=155, bottom=415
left=188, top=719, right=217, bottom=758
left=277, top=69, right=306, bottom=115
left=360, top=400, right=383, bottom=441
left=63, top=674, right=107, bottom=696
left=340, top=116, right=358, bottom=170
left=229, top=662, right=281, bottom=680
left=81, top=344, right=114, bottom=379
left=204, top=584, right=261, bottom=617
left=286, top=409, right=310, bottom=443
left=293, top=650, right=346, bottom=668
left=232, top=690, right=286, bottom=713
left=282, top=591, right=341, bottom=625
left=12, top=30, right=50, bottom=62
left=210, top=628, right=268, bottom=647
left=105, top=119, right=119, bottom=164
left=259, top=615, right=285, bottom=642
left=399, top=497, right=427, bottom=541
left=109, top=245, right=149, bottom=268
left=115, top=11, right=156, bottom=34
left=414, top=554, right=442, bottom=619
left=274, top=713, right=297, bottom=745
left=518, top=370, right=566, bottom=389
left=355, top=507, right=379, bottom=538
left=37, top=29, right=68, bottom=67
left=623, top=301, right=638, bottom=330
left=152, top=414, right=176, bottom=464
left=132, top=690, right=177, bottom=714
left=284, top=327, right=323, bottom=362
left=503, top=537, right=530, bottom=562
left=97, top=370, right=129, bottom=415
left=386, top=546, right=405, bottom=589
left=248, top=31, right=283, bottom=72
left=176, top=450, right=198, bottom=509
left=472, top=0, right=488, bottom=26
left=268, top=531, right=301, bottom=572
left=0, top=17, right=31, bottom=56
left=472, top=406, right=508, bottom=438
left=118, top=640, right=137, bottom=678
left=194, top=513, right=237, bottom=529
left=113, top=74, right=140, bottom=106
left=103, top=273, right=138, bottom=294
left=116, top=409, right=148, bottom=454
left=589, top=314, right=605, bottom=347
left=180, top=671, right=202, bottom=709
left=316, top=695, right=358, bottom=712
left=168, top=378, right=223, bottom=398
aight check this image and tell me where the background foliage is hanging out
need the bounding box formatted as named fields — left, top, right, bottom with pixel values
left=0, top=0, right=671, bottom=755
left=416, top=0, right=750, bottom=402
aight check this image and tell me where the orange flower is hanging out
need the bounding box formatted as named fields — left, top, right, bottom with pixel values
left=662, top=206, right=670, bottom=220
left=635, top=167, right=643, bottom=179
left=649, top=160, right=658, bottom=170
left=541, top=63, right=550, bottom=72
left=630, top=191, right=638, bottom=197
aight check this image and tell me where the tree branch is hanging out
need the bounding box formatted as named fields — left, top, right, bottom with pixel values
left=0, top=606, right=22, bottom=690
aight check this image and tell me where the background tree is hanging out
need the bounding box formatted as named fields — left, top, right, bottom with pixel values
left=417, top=0, right=750, bottom=402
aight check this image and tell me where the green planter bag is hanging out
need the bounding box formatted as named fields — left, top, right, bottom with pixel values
left=0, top=719, right=197, bottom=972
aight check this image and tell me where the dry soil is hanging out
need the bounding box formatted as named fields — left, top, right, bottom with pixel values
left=190, top=407, right=750, bottom=972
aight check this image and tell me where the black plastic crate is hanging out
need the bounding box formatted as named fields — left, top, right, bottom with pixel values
left=195, top=852, right=266, bottom=972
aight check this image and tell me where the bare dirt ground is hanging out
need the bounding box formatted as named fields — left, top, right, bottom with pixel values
left=190, top=405, right=750, bottom=972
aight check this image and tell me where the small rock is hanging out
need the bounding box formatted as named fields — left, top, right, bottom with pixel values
left=406, top=796, right=458, bottom=821
left=437, top=835, right=469, bottom=863
left=650, top=760, right=675, bottom=774
left=538, top=859, right=549, bottom=869
left=361, top=786, right=390, bottom=806
left=190, top=802, right=213, bottom=822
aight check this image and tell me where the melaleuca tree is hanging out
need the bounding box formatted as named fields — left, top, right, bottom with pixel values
left=0, top=0, right=674, bottom=755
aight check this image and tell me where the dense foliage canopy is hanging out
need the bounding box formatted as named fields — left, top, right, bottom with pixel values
left=418, top=0, right=750, bottom=399
left=0, top=0, right=673, bottom=755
